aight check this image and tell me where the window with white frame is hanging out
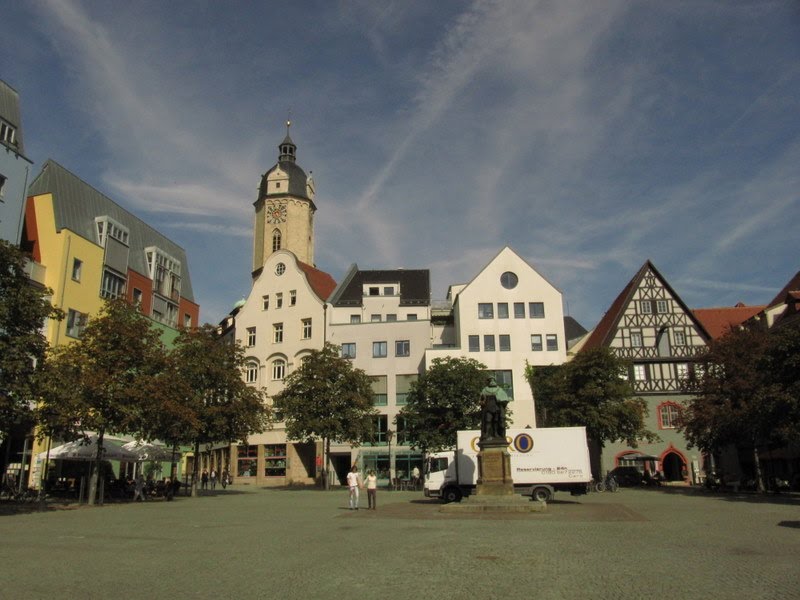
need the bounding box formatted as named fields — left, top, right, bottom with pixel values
left=673, top=330, right=686, bottom=345
left=350, top=314, right=361, bottom=324
left=373, top=341, right=387, bottom=358
left=468, top=335, right=480, bottom=352
left=247, top=327, right=256, bottom=347
left=631, top=331, right=643, bottom=347
left=341, top=343, right=356, bottom=359
left=371, top=314, right=382, bottom=322
left=100, top=269, right=126, bottom=299
left=478, top=303, right=494, bottom=319
left=676, top=363, right=689, bottom=380
left=145, top=246, right=181, bottom=300
left=531, top=334, right=543, bottom=351
left=276, top=293, right=283, bottom=308
left=272, top=229, right=282, bottom=252
left=656, top=299, right=669, bottom=314
left=95, top=216, right=130, bottom=247
left=71, top=259, right=82, bottom=282
left=640, top=300, right=652, bottom=314
left=301, top=318, right=312, bottom=339
left=395, top=340, right=410, bottom=357
left=66, top=309, right=88, bottom=338
left=272, top=359, right=286, bottom=380
left=658, top=402, right=680, bottom=429
left=0, top=120, right=17, bottom=146
left=273, top=323, right=283, bottom=343
left=246, top=361, right=259, bottom=383
left=633, top=364, right=647, bottom=381
left=529, top=302, right=545, bottom=318
left=514, top=302, right=525, bottom=318
left=290, top=290, right=297, bottom=306
left=546, top=334, right=558, bottom=351
left=262, top=295, right=269, bottom=310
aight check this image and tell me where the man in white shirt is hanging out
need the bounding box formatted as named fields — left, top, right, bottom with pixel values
left=346, top=465, right=362, bottom=510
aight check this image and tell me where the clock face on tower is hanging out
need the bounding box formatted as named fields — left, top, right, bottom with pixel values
left=267, top=204, right=287, bottom=224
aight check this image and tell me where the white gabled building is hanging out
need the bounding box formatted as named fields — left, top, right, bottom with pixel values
left=325, top=267, right=431, bottom=484
left=213, top=125, right=337, bottom=486
left=426, top=246, right=568, bottom=428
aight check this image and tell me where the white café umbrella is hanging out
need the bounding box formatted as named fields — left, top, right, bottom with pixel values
left=121, top=441, right=177, bottom=462
left=37, top=436, right=140, bottom=462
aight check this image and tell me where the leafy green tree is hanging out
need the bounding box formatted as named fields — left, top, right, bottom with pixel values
left=36, top=298, right=166, bottom=504
left=168, top=325, right=270, bottom=496
left=525, top=348, right=656, bottom=457
left=0, top=240, right=62, bottom=436
left=273, top=343, right=376, bottom=489
left=681, top=326, right=800, bottom=493
left=398, top=356, right=487, bottom=453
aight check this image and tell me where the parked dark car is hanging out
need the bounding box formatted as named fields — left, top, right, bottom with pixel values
left=610, top=466, right=642, bottom=486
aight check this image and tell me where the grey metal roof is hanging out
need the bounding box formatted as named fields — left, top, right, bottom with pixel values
left=27, top=160, right=195, bottom=302
left=0, top=79, right=25, bottom=155
left=329, top=267, right=430, bottom=307
left=258, top=160, right=310, bottom=200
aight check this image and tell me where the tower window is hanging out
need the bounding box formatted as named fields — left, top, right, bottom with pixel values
left=272, top=229, right=282, bottom=252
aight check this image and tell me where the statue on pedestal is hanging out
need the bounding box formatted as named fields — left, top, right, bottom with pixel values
left=479, top=377, right=510, bottom=445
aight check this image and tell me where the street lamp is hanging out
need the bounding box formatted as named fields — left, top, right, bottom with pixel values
left=386, top=429, right=394, bottom=490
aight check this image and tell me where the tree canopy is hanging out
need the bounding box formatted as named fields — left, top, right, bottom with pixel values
left=398, top=356, right=487, bottom=453
left=681, top=325, right=800, bottom=492
left=167, top=325, right=271, bottom=495
left=273, top=343, right=376, bottom=487
left=525, top=348, right=656, bottom=448
left=0, top=240, right=62, bottom=436
left=37, top=298, right=166, bottom=504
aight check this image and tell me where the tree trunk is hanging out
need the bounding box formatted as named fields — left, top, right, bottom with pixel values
left=753, top=445, right=765, bottom=494
left=324, top=437, right=331, bottom=491
left=191, top=440, right=200, bottom=497
left=87, top=430, right=104, bottom=506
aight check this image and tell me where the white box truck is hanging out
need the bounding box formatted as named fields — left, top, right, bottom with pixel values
left=424, top=427, right=592, bottom=503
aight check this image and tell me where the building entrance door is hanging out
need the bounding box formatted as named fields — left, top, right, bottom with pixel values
left=662, top=451, right=686, bottom=481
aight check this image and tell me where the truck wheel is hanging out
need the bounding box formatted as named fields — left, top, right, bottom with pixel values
left=442, top=487, right=462, bottom=503
left=532, top=487, right=552, bottom=502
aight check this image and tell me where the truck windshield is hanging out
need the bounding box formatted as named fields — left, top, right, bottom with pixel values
left=428, top=457, right=448, bottom=473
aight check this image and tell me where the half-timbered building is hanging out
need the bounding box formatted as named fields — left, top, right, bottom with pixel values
left=579, top=260, right=712, bottom=483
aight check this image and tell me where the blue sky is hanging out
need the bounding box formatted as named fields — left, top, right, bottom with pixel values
left=2, top=0, right=799, bottom=329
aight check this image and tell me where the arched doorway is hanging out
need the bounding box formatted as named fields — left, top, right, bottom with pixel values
left=661, top=450, right=686, bottom=481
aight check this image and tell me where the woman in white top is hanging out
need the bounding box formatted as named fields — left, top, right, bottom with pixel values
left=366, top=470, right=378, bottom=510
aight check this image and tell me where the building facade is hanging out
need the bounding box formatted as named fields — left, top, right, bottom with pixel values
left=326, top=266, right=431, bottom=484
left=578, top=260, right=711, bottom=482
left=20, top=159, right=200, bottom=485
left=220, top=125, right=337, bottom=486
left=425, top=246, right=569, bottom=428
left=0, top=79, right=33, bottom=245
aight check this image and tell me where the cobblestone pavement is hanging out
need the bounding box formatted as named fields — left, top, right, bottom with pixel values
left=0, top=486, right=797, bottom=599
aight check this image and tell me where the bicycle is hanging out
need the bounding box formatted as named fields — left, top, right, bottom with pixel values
left=594, top=473, right=619, bottom=493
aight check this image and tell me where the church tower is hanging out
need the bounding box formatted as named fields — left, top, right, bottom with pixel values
left=252, top=122, right=316, bottom=275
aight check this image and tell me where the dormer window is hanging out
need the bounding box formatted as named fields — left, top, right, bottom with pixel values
left=145, top=246, right=182, bottom=301
left=95, top=216, right=130, bottom=247
left=0, top=119, right=16, bottom=146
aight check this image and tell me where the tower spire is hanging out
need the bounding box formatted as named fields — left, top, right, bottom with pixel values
left=279, top=115, right=296, bottom=163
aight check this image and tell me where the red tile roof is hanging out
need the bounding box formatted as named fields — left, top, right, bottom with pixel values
left=692, top=304, right=766, bottom=339
left=298, top=261, right=337, bottom=301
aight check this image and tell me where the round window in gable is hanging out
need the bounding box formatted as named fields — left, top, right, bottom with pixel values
left=500, top=271, right=518, bottom=289
left=275, top=263, right=286, bottom=276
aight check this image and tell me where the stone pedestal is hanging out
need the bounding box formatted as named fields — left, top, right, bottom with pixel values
left=476, top=440, right=514, bottom=496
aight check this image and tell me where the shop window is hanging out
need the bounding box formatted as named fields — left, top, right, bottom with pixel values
left=264, top=444, right=287, bottom=477
left=237, top=445, right=258, bottom=477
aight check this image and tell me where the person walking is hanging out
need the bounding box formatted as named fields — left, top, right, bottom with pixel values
left=366, top=470, right=378, bottom=510
left=201, top=469, right=209, bottom=493
left=210, top=468, right=217, bottom=490
left=346, top=465, right=362, bottom=510
left=221, top=468, right=229, bottom=489
left=133, top=473, right=146, bottom=502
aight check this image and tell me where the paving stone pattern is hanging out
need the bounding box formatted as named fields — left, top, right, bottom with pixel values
left=0, top=486, right=797, bottom=599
